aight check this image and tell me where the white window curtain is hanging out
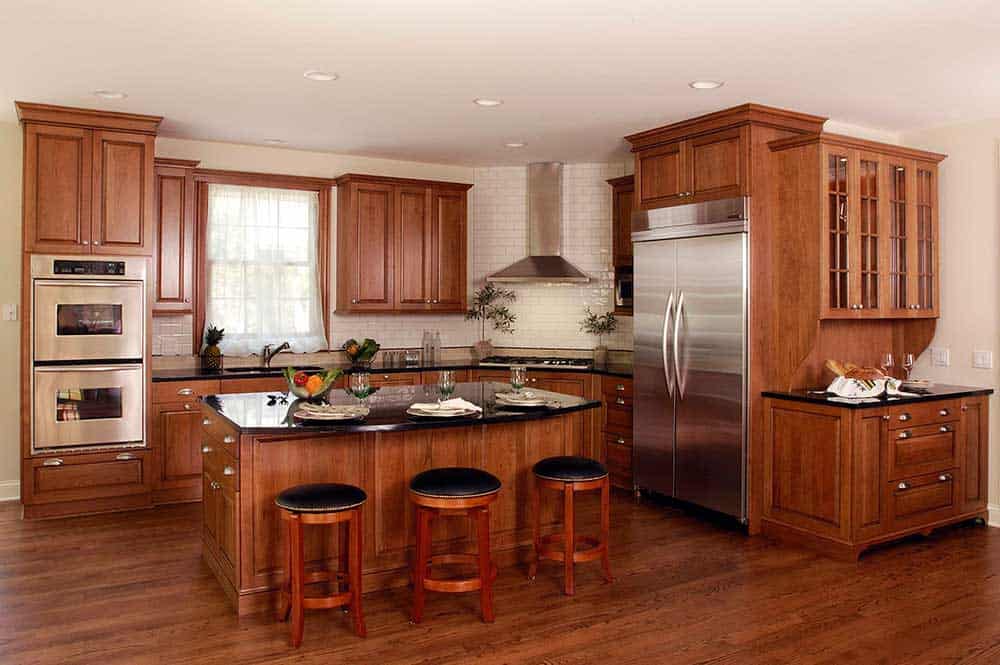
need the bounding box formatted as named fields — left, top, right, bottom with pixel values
left=204, top=184, right=327, bottom=356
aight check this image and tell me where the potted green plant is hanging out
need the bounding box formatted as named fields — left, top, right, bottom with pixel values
left=465, top=284, right=517, bottom=360
left=201, top=325, right=225, bottom=371
left=580, top=307, right=617, bottom=366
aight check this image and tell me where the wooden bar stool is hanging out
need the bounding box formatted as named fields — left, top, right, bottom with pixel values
left=529, top=456, right=613, bottom=595
left=409, top=467, right=501, bottom=624
left=275, top=483, right=367, bottom=648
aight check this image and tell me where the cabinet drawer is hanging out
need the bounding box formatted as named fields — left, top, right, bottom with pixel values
left=888, top=423, right=959, bottom=480
left=604, top=432, right=633, bottom=448
left=606, top=442, right=633, bottom=488
left=604, top=404, right=633, bottom=434
left=203, top=444, right=238, bottom=493
left=200, top=409, right=239, bottom=458
left=27, top=450, right=149, bottom=504
left=889, top=470, right=957, bottom=530
left=888, top=400, right=959, bottom=430
left=219, top=376, right=288, bottom=394
left=601, top=376, right=633, bottom=399
left=421, top=370, right=469, bottom=385
left=370, top=372, right=418, bottom=387
left=152, top=379, right=220, bottom=404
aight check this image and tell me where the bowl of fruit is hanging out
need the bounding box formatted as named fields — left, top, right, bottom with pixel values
left=342, top=337, right=381, bottom=368
left=283, top=367, right=343, bottom=401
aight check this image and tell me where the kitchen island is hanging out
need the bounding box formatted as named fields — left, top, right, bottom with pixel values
left=198, top=382, right=601, bottom=614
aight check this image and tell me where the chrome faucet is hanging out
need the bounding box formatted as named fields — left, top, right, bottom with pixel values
left=262, top=341, right=291, bottom=368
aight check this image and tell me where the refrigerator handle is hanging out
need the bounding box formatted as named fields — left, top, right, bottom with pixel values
left=673, top=291, right=685, bottom=399
left=661, top=291, right=674, bottom=397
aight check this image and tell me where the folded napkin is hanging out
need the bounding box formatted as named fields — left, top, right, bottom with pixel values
left=826, top=376, right=919, bottom=400
left=409, top=398, right=482, bottom=413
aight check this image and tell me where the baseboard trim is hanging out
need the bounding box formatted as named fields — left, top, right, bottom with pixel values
left=0, top=480, right=20, bottom=502
left=988, top=503, right=1000, bottom=528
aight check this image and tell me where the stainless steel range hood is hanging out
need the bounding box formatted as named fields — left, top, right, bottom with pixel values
left=487, top=163, right=590, bottom=283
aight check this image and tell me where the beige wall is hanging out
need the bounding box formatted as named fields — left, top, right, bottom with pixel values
left=901, top=119, right=1000, bottom=519
left=0, top=130, right=473, bottom=497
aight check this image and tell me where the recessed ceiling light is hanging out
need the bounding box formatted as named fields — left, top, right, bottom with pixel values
left=263, top=139, right=287, bottom=146
left=688, top=80, right=724, bottom=90
left=303, top=70, right=338, bottom=82
left=93, top=90, right=127, bottom=100
left=504, top=141, right=526, bottom=148
left=473, top=98, right=503, bottom=107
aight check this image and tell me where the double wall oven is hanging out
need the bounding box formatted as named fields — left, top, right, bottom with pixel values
left=30, top=256, right=147, bottom=453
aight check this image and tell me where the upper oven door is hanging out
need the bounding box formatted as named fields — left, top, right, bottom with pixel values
left=33, top=280, right=144, bottom=362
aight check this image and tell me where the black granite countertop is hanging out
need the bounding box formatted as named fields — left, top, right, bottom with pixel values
left=763, top=384, right=993, bottom=409
left=201, top=381, right=601, bottom=434
left=153, top=360, right=633, bottom=382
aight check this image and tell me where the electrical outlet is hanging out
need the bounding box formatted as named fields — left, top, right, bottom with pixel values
left=1, top=304, right=16, bottom=321
left=973, top=350, right=993, bottom=370
left=931, top=347, right=950, bottom=367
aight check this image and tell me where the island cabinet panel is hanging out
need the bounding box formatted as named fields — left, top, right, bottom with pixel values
left=151, top=402, right=203, bottom=504
left=762, top=395, right=989, bottom=560
left=336, top=174, right=471, bottom=314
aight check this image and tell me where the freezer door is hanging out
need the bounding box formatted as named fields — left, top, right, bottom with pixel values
left=673, top=233, right=747, bottom=520
left=632, top=239, right=676, bottom=496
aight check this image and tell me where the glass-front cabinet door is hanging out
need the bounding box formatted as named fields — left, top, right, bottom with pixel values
left=912, top=162, right=939, bottom=317
left=886, top=162, right=910, bottom=315
left=822, top=147, right=852, bottom=317
left=856, top=152, right=883, bottom=314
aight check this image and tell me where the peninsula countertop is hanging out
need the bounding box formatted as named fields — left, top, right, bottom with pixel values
left=200, top=381, right=601, bottom=434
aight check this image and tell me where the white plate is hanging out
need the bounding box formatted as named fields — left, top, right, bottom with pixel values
left=406, top=407, right=479, bottom=418
left=294, top=405, right=369, bottom=421
left=495, top=392, right=547, bottom=407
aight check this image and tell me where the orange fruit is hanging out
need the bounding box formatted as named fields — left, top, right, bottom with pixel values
left=305, top=375, right=324, bottom=395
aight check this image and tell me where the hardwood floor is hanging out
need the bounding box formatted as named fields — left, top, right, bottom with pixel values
left=1, top=494, right=999, bottom=664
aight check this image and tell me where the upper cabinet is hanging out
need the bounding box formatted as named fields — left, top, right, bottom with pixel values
left=607, top=175, right=634, bottom=267
left=153, top=158, right=199, bottom=315
left=336, top=174, right=471, bottom=314
left=769, top=133, right=945, bottom=319
left=17, top=102, right=162, bottom=256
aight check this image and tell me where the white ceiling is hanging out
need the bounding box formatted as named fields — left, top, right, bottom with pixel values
left=2, top=0, right=998, bottom=166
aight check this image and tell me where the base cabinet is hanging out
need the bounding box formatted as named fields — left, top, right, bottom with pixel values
left=762, top=395, right=989, bottom=559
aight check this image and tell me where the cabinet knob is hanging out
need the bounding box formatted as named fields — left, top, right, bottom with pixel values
left=202, top=445, right=211, bottom=454
left=615, top=397, right=626, bottom=405
left=898, top=430, right=911, bottom=439
left=425, top=299, right=431, bottom=303
left=210, top=481, right=221, bottom=490
left=939, top=409, right=949, bottom=416
left=616, top=384, right=625, bottom=391
left=432, top=299, right=439, bottom=304
left=962, top=405, right=969, bottom=412
left=939, top=474, right=952, bottom=482
left=93, top=240, right=100, bottom=246
left=183, top=403, right=191, bottom=410
left=202, top=418, right=212, bottom=426
left=898, top=413, right=911, bottom=421
left=383, top=374, right=390, bottom=379
left=939, top=425, right=950, bottom=433
left=184, top=297, right=191, bottom=303
left=42, top=458, right=64, bottom=467
left=882, top=415, right=891, bottom=421
left=81, top=240, right=90, bottom=245
left=223, top=435, right=235, bottom=444
left=223, top=466, right=235, bottom=476
left=897, top=481, right=909, bottom=490
left=616, top=438, right=625, bottom=445
left=351, top=299, right=358, bottom=304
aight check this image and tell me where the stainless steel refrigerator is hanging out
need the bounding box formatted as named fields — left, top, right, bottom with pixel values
left=632, top=197, right=748, bottom=523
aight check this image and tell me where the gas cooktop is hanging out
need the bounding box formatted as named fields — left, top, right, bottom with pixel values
left=478, top=355, right=592, bottom=369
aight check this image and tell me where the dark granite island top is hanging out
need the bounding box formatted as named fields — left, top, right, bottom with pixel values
left=201, top=381, right=600, bottom=435
left=763, top=383, right=993, bottom=409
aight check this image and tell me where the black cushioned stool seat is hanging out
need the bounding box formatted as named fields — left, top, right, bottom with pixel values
left=275, top=483, right=368, bottom=513
left=410, top=467, right=501, bottom=498
left=533, top=456, right=608, bottom=482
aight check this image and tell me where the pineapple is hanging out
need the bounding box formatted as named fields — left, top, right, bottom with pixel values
left=202, top=325, right=225, bottom=370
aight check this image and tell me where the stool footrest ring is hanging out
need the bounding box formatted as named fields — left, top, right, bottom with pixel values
left=537, top=534, right=605, bottom=563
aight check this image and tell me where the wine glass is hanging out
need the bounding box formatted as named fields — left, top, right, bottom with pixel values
left=903, top=353, right=915, bottom=380
left=349, top=372, right=371, bottom=402
left=880, top=353, right=895, bottom=378
left=438, top=370, right=455, bottom=401
left=510, top=366, right=527, bottom=394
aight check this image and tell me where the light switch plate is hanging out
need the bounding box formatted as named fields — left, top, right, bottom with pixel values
left=1, top=304, right=16, bottom=321
left=931, top=347, right=950, bottom=367
left=973, top=350, right=993, bottom=369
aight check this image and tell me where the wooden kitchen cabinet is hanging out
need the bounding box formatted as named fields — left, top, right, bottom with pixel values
left=152, top=402, right=204, bottom=504
left=769, top=133, right=945, bottom=319
left=336, top=174, right=471, bottom=314
left=17, top=102, right=162, bottom=256
left=607, top=175, right=634, bottom=316
left=762, top=392, right=990, bottom=559
left=153, top=158, right=199, bottom=314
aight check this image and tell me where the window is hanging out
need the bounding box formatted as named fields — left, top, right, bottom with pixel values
left=203, top=183, right=327, bottom=355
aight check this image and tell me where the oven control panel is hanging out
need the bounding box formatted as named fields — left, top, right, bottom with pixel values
left=53, top=260, right=127, bottom=276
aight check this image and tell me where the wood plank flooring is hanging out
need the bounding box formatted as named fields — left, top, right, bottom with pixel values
left=2, top=494, right=1000, bottom=664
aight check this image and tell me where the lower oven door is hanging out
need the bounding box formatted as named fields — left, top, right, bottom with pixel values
left=33, top=364, right=145, bottom=451
left=33, top=280, right=145, bottom=362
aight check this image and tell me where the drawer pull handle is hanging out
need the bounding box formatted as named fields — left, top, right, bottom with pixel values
left=898, top=413, right=911, bottom=422
left=202, top=446, right=211, bottom=454
left=939, top=426, right=950, bottom=433
left=939, top=409, right=950, bottom=416
left=897, top=481, right=909, bottom=490
left=42, top=458, right=63, bottom=467
left=177, top=388, right=194, bottom=396
left=115, top=453, right=134, bottom=461
left=938, top=474, right=952, bottom=482
left=616, top=438, right=626, bottom=445
left=615, top=397, right=626, bottom=405
left=223, top=466, right=235, bottom=476
left=223, top=435, right=235, bottom=444
left=898, top=430, right=911, bottom=439
left=882, top=415, right=891, bottom=421
left=616, top=384, right=625, bottom=391
left=383, top=375, right=390, bottom=379
left=962, top=405, right=969, bottom=412
left=202, top=418, right=212, bottom=426
left=210, top=481, right=221, bottom=490
left=183, top=403, right=192, bottom=410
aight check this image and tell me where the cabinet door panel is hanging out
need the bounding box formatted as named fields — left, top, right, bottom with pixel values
left=687, top=128, right=743, bottom=199
left=351, top=182, right=395, bottom=309
left=822, top=147, right=853, bottom=316
left=636, top=142, right=684, bottom=209
left=961, top=397, right=989, bottom=513
left=852, top=411, right=886, bottom=540
left=153, top=164, right=196, bottom=313
left=395, top=186, right=432, bottom=307
left=913, top=162, right=938, bottom=317
left=886, top=160, right=911, bottom=315
left=856, top=152, right=882, bottom=314
left=432, top=188, right=467, bottom=309
left=612, top=184, right=634, bottom=266
left=24, top=124, right=92, bottom=253
left=156, top=403, right=204, bottom=485
left=92, top=131, right=154, bottom=254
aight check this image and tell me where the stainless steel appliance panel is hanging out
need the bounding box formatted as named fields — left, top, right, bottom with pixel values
left=33, top=364, right=144, bottom=450
left=672, top=233, right=747, bottom=519
left=33, top=280, right=145, bottom=362
left=633, top=239, right=677, bottom=497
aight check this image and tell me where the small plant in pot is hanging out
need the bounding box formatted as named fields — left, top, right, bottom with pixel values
left=201, top=325, right=225, bottom=371
left=580, top=308, right=617, bottom=366
left=465, top=284, right=516, bottom=360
